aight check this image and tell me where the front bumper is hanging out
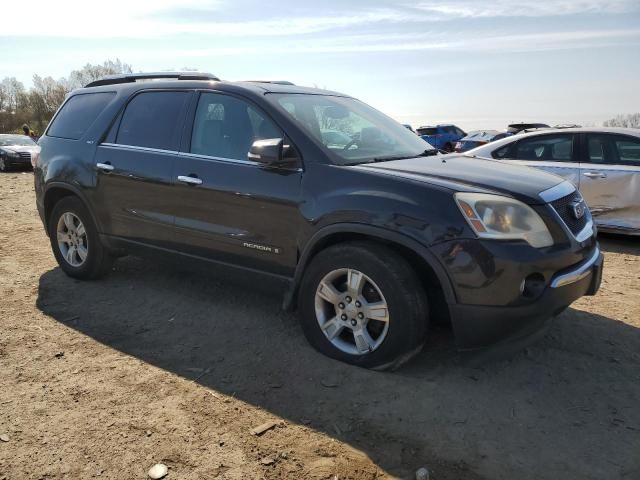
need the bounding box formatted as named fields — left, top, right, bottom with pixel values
left=432, top=238, right=603, bottom=350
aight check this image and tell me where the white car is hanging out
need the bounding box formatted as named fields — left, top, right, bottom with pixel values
left=465, top=127, right=640, bottom=235
left=0, top=134, right=40, bottom=172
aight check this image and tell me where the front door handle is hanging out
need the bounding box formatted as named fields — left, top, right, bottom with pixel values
left=583, top=171, right=607, bottom=179
left=96, top=162, right=114, bottom=173
left=177, top=175, right=203, bottom=186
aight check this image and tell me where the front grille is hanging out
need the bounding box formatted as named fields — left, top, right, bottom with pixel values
left=550, top=191, right=588, bottom=235
left=17, top=151, right=31, bottom=162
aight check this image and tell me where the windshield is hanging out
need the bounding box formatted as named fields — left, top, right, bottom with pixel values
left=270, top=94, right=434, bottom=165
left=0, top=134, right=36, bottom=147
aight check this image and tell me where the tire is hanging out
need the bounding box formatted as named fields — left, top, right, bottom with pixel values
left=48, top=196, right=112, bottom=279
left=0, top=157, right=9, bottom=172
left=298, top=241, right=429, bottom=370
left=443, top=142, right=453, bottom=153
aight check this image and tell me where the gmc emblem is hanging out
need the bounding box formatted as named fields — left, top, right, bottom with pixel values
left=570, top=201, right=585, bottom=220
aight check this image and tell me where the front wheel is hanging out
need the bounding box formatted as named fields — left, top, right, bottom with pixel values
left=48, top=196, right=112, bottom=279
left=298, top=242, right=429, bottom=370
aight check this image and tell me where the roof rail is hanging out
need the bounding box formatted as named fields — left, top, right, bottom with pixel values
left=85, top=72, right=219, bottom=88
left=245, top=80, right=295, bottom=86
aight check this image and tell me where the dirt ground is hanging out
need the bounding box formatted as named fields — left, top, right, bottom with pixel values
left=0, top=171, right=639, bottom=480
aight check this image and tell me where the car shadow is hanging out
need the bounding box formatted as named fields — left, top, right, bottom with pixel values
left=35, top=238, right=640, bottom=480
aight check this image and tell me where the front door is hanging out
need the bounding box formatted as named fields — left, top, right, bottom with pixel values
left=581, top=132, right=640, bottom=232
left=93, top=90, right=192, bottom=248
left=171, top=91, right=302, bottom=276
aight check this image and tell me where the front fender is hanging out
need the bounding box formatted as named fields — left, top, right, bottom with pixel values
left=282, top=222, right=457, bottom=311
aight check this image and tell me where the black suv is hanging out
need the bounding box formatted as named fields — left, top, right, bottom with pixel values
left=34, top=72, right=603, bottom=370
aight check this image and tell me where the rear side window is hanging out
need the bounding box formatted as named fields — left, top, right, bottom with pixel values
left=512, top=134, right=574, bottom=161
left=48, top=92, right=115, bottom=140
left=116, top=91, right=189, bottom=151
left=588, top=134, right=640, bottom=166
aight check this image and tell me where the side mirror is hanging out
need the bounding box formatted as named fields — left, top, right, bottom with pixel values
left=248, top=138, right=296, bottom=168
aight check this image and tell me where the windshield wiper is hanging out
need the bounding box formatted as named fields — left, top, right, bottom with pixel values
left=372, top=149, right=438, bottom=162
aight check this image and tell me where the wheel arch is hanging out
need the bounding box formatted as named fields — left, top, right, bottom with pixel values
left=284, top=224, right=456, bottom=323
left=43, top=183, right=102, bottom=235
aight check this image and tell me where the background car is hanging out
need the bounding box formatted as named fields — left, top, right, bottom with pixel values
left=0, top=134, right=40, bottom=172
left=416, top=124, right=466, bottom=151
left=507, top=122, right=550, bottom=134
left=465, top=127, right=640, bottom=235
left=454, top=130, right=511, bottom=153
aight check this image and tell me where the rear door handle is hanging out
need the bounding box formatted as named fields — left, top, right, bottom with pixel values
left=177, top=175, right=203, bottom=186
left=583, top=171, right=607, bottom=179
left=96, top=162, right=114, bottom=172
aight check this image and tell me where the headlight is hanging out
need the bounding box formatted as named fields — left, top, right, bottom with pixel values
left=1, top=150, right=19, bottom=159
left=455, top=192, right=553, bottom=248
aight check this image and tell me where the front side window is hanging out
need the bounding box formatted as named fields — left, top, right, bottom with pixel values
left=116, top=91, right=189, bottom=151
left=588, top=134, right=640, bottom=165
left=513, top=134, right=574, bottom=161
left=271, top=94, right=434, bottom=165
left=190, top=92, right=282, bottom=160
left=48, top=92, right=115, bottom=140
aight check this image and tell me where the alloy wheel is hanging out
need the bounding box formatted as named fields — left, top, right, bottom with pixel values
left=56, top=212, right=89, bottom=267
left=314, top=268, right=390, bottom=355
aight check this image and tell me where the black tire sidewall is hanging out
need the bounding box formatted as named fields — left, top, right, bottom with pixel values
left=48, top=197, right=108, bottom=279
left=299, top=242, right=428, bottom=369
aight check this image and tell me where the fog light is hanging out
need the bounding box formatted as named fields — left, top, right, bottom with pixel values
left=521, top=273, right=546, bottom=299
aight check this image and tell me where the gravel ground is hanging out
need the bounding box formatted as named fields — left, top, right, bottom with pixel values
left=0, top=171, right=639, bottom=480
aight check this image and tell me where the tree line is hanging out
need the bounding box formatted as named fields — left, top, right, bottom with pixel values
left=0, top=60, right=132, bottom=135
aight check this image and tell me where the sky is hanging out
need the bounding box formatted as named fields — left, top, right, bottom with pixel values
left=1, top=0, right=639, bottom=130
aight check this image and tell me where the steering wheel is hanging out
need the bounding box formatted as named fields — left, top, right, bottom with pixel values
left=342, top=138, right=358, bottom=150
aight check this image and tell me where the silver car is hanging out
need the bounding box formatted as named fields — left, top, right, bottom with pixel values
left=465, top=127, right=640, bottom=235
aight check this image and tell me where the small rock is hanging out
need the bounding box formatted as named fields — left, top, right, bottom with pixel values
left=54, top=351, right=64, bottom=359
left=0, top=434, right=9, bottom=442
left=148, top=463, right=168, bottom=479
left=260, top=457, right=275, bottom=466
left=250, top=421, right=279, bottom=436
left=416, top=466, right=430, bottom=480
left=146, top=430, right=152, bottom=437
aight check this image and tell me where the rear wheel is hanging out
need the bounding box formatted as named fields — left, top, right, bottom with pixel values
left=48, top=196, right=112, bottom=279
left=299, top=242, right=428, bottom=370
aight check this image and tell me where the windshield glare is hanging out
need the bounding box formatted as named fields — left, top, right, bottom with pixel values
left=0, top=135, right=36, bottom=147
left=271, top=94, right=434, bottom=165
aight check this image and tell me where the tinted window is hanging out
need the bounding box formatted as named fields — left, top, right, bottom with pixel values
left=48, top=92, right=115, bottom=140
left=417, top=127, right=437, bottom=136
left=116, top=91, right=189, bottom=151
left=588, top=134, right=640, bottom=165
left=513, top=134, right=574, bottom=161
left=191, top=92, right=282, bottom=160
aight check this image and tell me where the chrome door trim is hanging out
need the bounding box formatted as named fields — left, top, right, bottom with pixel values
left=100, top=142, right=178, bottom=156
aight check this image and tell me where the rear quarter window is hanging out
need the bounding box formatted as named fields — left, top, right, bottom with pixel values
left=47, top=92, right=115, bottom=140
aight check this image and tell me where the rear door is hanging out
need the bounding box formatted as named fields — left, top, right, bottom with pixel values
left=580, top=132, right=640, bottom=232
left=93, top=90, right=191, bottom=247
left=493, top=133, right=580, bottom=187
left=171, top=91, right=302, bottom=276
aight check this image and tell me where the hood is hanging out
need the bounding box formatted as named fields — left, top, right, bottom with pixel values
left=1, top=145, right=40, bottom=154
left=352, top=155, right=565, bottom=205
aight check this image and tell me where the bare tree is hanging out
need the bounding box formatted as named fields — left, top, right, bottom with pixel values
left=66, top=59, right=133, bottom=90
left=603, top=113, right=640, bottom=128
